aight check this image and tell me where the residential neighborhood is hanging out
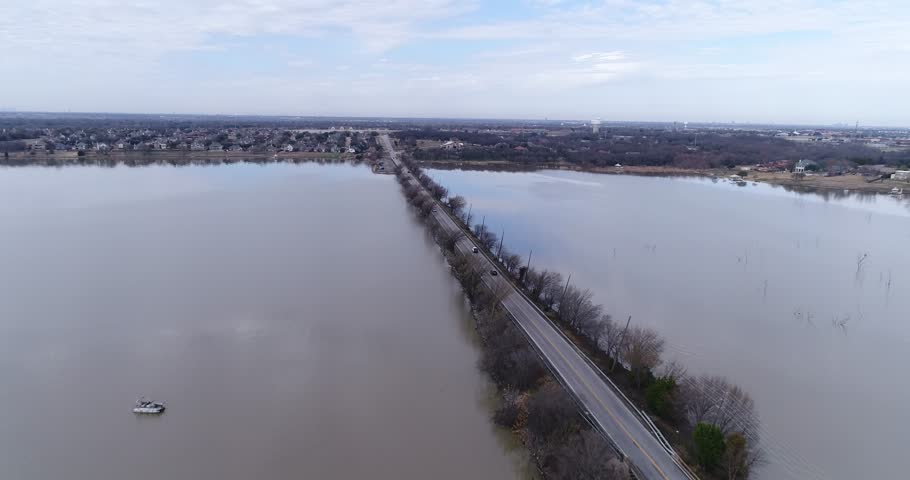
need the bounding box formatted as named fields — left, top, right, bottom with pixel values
left=1, top=123, right=379, bottom=156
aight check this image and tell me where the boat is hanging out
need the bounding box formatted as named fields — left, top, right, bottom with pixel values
left=133, top=397, right=166, bottom=414
left=890, top=187, right=903, bottom=196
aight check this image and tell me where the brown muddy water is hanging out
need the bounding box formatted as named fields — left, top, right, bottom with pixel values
left=0, top=163, right=525, bottom=480
left=428, top=168, right=910, bottom=480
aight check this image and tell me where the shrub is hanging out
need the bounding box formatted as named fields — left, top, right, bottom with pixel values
left=693, top=422, right=726, bottom=471
left=645, top=376, right=676, bottom=418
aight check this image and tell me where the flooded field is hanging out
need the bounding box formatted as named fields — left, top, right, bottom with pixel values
left=0, top=163, right=524, bottom=480
left=428, top=168, right=910, bottom=480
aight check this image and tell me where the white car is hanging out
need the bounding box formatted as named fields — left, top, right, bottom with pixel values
left=472, top=246, right=479, bottom=253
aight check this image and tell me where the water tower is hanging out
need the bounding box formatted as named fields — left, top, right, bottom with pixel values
left=591, top=118, right=601, bottom=134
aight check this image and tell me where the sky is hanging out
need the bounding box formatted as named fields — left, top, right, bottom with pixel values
left=1, top=0, right=908, bottom=126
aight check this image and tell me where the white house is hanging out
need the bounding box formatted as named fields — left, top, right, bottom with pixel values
left=794, top=159, right=818, bottom=173
left=892, top=170, right=910, bottom=181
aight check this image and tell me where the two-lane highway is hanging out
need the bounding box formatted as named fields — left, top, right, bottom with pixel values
left=382, top=134, right=691, bottom=480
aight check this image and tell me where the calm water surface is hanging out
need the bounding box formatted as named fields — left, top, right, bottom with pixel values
left=0, top=163, right=524, bottom=480
left=428, top=168, right=910, bottom=480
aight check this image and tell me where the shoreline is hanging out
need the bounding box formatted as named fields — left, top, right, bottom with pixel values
left=1, top=150, right=357, bottom=165
left=418, top=160, right=909, bottom=195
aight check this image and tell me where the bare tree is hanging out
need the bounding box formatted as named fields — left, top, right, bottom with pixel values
left=502, top=251, right=522, bottom=274
left=403, top=183, right=420, bottom=201
left=474, top=224, right=497, bottom=251
left=447, top=194, right=466, bottom=217
left=486, top=279, right=513, bottom=313
left=551, top=430, right=631, bottom=480
left=680, top=374, right=762, bottom=471
left=430, top=182, right=448, bottom=201
left=541, top=271, right=565, bottom=309
left=451, top=251, right=485, bottom=300
left=622, top=325, right=665, bottom=388
left=658, top=360, right=688, bottom=382
left=439, top=229, right=465, bottom=252
left=725, top=429, right=766, bottom=479
left=559, top=286, right=603, bottom=337
left=526, top=382, right=581, bottom=454
left=415, top=195, right=435, bottom=219
left=596, top=314, right=625, bottom=362
left=462, top=210, right=474, bottom=229
left=523, top=268, right=542, bottom=297
left=524, top=269, right=560, bottom=302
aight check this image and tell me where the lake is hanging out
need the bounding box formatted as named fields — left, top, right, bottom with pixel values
left=427, top=168, right=910, bottom=480
left=0, top=163, right=524, bottom=480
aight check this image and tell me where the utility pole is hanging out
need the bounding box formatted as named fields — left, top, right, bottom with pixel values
left=526, top=249, right=532, bottom=271
left=479, top=215, right=485, bottom=235
left=496, top=228, right=505, bottom=258
left=466, top=204, right=472, bottom=223
left=610, top=315, right=632, bottom=372
left=559, top=274, right=572, bottom=311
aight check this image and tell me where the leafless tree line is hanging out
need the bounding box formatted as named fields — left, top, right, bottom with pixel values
left=394, top=158, right=761, bottom=479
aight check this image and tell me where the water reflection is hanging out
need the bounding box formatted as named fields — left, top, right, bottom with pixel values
left=428, top=168, right=910, bottom=480
left=0, top=163, right=523, bottom=480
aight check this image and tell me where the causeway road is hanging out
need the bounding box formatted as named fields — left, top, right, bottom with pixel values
left=380, top=134, right=692, bottom=480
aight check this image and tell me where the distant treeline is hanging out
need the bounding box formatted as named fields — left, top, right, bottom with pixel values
left=0, top=155, right=358, bottom=168
left=395, top=128, right=910, bottom=169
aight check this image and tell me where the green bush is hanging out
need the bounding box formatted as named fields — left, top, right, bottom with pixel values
left=693, top=422, right=725, bottom=471
left=645, top=376, right=675, bottom=418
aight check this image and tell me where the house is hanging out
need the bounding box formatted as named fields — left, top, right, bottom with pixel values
left=228, top=145, right=243, bottom=152
left=95, top=143, right=109, bottom=151
left=208, top=142, right=223, bottom=151
left=285, top=144, right=294, bottom=152
left=191, top=141, right=206, bottom=151
left=54, top=143, right=67, bottom=151
left=794, top=159, right=818, bottom=173
left=441, top=140, right=464, bottom=150
left=75, top=142, right=87, bottom=151
left=892, top=171, right=910, bottom=181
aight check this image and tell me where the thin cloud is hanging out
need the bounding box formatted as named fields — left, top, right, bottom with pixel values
left=573, top=51, right=626, bottom=62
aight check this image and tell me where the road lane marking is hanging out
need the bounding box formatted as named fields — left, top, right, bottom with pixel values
left=508, top=298, right=673, bottom=480
left=416, top=174, right=674, bottom=479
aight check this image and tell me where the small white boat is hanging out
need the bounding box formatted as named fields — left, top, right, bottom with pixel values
left=890, top=187, right=903, bottom=196
left=133, top=397, right=166, bottom=414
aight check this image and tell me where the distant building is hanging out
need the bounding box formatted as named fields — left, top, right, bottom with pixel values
left=592, top=118, right=601, bottom=134
left=794, top=159, right=818, bottom=173
left=892, top=170, right=910, bottom=181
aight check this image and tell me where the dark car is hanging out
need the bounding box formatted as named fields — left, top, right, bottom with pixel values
left=472, top=246, right=479, bottom=253
left=490, top=270, right=498, bottom=276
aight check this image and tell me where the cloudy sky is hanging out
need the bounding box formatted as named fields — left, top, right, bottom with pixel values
left=1, top=0, right=908, bottom=125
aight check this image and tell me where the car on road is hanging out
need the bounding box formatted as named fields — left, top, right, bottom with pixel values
left=472, top=246, right=479, bottom=253
left=490, top=269, right=498, bottom=276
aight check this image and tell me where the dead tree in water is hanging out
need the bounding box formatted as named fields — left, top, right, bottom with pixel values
left=832, top=315, right=849, bottom=334
left=855, top=253, right=869, bottom=277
